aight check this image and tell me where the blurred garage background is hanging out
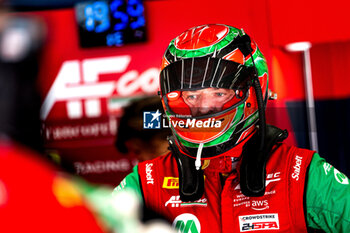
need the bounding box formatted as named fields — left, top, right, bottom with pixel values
left=5, top=0, right=350, bottom=186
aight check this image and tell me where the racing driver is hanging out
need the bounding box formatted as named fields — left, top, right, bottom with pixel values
left=114, top=24, right=350, bottom=233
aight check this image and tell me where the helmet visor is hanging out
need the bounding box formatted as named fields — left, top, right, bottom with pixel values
left=160, top=57, right=255, bottom=94
left=160, top=57, right=255, bottom=118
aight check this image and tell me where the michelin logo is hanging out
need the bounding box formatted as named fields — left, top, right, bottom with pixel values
left=143, top=110, right=162, bottom=129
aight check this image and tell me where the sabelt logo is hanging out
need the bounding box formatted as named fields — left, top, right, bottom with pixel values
left=145, top=163, right=154, bottom=185
left=291, top=155, right=303, bottom=181
left=163, top=177, right=179, bottom=189
left=41, top=56, right=159, bottom=120
left=239, top=214, right=279, bottom=232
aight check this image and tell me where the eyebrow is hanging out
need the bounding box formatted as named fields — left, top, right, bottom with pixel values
left=183, top=90, right=200, bottom=94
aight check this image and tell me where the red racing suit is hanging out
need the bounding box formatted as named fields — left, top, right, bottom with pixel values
left=115, top=143, right=350, bottom=233
left=0, top=141, right=144, bottom=233
left=0, top=142, right=107, bottom=232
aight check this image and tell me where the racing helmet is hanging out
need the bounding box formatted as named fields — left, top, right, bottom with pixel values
left=159, top=24, right=268, bottom=163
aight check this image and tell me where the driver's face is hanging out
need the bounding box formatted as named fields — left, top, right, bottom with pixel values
left=182, top=88, right=234, bottom=117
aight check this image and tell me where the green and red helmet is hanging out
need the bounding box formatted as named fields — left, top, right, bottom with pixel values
left=159, top=24, right=268, bottom=160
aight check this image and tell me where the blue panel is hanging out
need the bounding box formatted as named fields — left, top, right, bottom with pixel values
left=286, top=99, right=350, bottom=177
left=315, top=98, right=350, bottom=177
left=285, top=101, right=310, bottom=149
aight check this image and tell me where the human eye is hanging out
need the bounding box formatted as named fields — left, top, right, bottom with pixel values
left=186, top=94, right=197, bottom=100
left=214, top=92, right=226, bottom=97
left=182, top=91, right=198, bottom=102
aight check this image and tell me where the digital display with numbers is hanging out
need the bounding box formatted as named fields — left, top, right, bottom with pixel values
left=75, top=0, right=146, bottom=48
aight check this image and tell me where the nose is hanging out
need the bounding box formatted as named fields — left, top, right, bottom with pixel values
left=197, top=95, right=216, bottom=115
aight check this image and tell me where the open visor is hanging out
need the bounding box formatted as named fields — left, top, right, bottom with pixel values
left=160, top=57, right=255, bottom=118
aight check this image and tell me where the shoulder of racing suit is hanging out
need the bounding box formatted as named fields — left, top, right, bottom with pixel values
left=306, top=152, right=350, bottom=232
left=113, top=152, right=173, bottom=199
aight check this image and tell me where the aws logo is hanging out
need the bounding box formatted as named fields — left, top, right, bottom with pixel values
left=251, top=200, right=269, bottom=211
left=173, top=213, right=201, bottom=233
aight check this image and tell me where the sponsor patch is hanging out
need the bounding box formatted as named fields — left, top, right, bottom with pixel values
left=165, top=195, right=207, bottom=207
left=239, top=214, right=279, bottom=232
left=334, top=168, right=349, bottom=185
left=235, top=172, right=281, bottom=190
left=323, top=162, right=332, bottom=175
left=233, top=200, right=250, bottom=208
left=233, top=198, right=270, bottom=211
left=251, top=200, right=269, bottom=211
left=173, top=213, right=201, bottom=233
left=145, top=163, right=154, bottom=185
left=323, top=162, right=349, bottom=185
left=163, top=177, right=179, bottom=189
left=291, top=155, right=303, bottom=181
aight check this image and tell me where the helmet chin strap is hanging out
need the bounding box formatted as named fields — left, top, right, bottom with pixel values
left=168, top=136, right=205, bottom=202
left=195, top=143, right=204, bottom=170
left=240, top=125, right=288, bottom=196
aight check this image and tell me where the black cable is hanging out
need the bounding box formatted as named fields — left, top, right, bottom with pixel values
left=250, top=52, right=266, bottom=152
left=235, top=33, right=266, bottom=152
